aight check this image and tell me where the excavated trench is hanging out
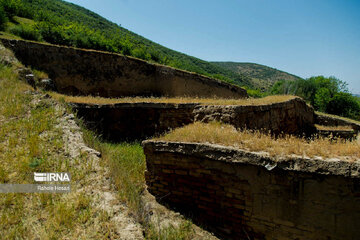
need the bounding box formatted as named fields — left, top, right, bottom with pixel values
left=70, top=97, right=316, bottom=142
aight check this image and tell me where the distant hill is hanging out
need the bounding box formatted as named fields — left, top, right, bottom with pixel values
left=212, top=62, right=303, bottom=90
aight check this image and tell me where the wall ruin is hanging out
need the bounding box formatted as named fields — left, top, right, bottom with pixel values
left=71, top=97, right=316, bottom=141
left=143, top=141, right=360, bottom=240
left=0, top=38, right=248, bottom=99
left=315, top=113, right=360, bottom=132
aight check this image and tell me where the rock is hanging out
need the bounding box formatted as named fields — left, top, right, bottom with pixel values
left=16, top=68, right=37, bottom=89
left=25, top=74, right=37, bottom=90
left=39, top=78, right=56, bottom=91
left=17, top=68, right=33, bottom=79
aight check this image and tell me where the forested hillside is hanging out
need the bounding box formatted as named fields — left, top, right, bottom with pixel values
left=212, top=62, right=303, bottom=90
left=0, top=0, right=253, bottom=86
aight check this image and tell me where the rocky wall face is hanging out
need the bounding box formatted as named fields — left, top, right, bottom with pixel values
left=194, top=97, right=316, bottom=135
left=143, top=141, right=360, bottom=240
left=315, top=114, right=360, bottom=132
left=71, top=97, right=316, bottom=141
left=0, top=38, right=248, bottom=99
left=71, top=103, right=197, bottom=141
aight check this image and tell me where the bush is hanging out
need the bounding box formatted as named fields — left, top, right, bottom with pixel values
left=327, top=92, right=360, bottom=119
left=36, top=22, right=69, bottom=45
left=131, top=47, right=151, bottom=61
left=9, top=24, right=41, bottom=41
left=248, top=89, right=265, bottom=98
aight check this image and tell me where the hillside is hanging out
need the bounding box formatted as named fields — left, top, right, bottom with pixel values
left=212, top=62, right=303, bottom=90
left=0, top=0, right=254, bottom=87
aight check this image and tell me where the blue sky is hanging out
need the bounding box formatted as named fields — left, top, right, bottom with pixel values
left=65, top=0, right=360, bottom=94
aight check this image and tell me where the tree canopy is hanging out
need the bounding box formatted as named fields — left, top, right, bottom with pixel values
left=271, top=76, right=360, bottom=120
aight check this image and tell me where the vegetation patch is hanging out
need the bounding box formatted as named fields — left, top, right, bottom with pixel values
left=212, top=61, right=303, bottom=90
left=50, top=92, right=296, bottom=106
left=271, top=76, right=360, bottom=121
left=0, top=63, right=144, bottom=239
left=315, top=124, right=353, bottom=131
left=156, top=122, right=360, bottom=161
left=82, top=127, right=208, bottom=240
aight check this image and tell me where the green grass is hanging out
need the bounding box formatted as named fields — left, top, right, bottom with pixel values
left=13, top=16, right=35, bottom=25
left=0, top=63, right=132, bottom=239
left=145, top=221, right=194, bottom=240
left=81, top=129, right=196, bottom=239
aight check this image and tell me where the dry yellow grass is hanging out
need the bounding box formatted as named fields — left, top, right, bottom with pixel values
left=156, top=122, right=360, bottom=162
left=315, top=124, right=353, bottom=131
left=50, top=92, right=296, bottom=106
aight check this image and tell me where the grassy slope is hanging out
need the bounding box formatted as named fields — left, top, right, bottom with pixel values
left=212, top=61, right=303, bottom=90
left=0, top=64, right=123, bottom=239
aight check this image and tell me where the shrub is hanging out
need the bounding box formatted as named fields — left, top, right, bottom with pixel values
left=9, top=24, right=41, bottom=41
left=327, top=92, right=360, bottom=119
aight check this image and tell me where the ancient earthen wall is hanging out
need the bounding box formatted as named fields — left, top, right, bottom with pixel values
left=71, top=97, right=315, bottom=141
left=194, top=97, right=315, bottom=135
left=315, top=113, right=360, bottom=132
left=71, top=102, right=196, bottom=141
left=0, top=38, right=248, bottom=99
left=143, top=141, right=360, bottom=240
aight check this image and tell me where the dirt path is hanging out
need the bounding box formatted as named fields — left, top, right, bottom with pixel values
left=57, top=105, right=144, bottom=239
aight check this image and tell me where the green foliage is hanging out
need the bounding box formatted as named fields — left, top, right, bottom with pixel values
left=271, top=76, right=360, bottom=120
left=242, top=86, right=266, bottom=98
left=9, top=23, right=41, bottom=40
left=314, top=87, right=331, bottom=112
left=327, top=92, right=360, bottom=119
left=0, top=0, right=32, bottom=19
left=0, top=5, right=7, bottom=30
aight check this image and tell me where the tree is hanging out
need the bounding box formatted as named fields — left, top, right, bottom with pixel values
left=326, top=92, right=360, bottom=119
left=270, top=76, right=360, bottom=120
left=0, top=5, right=7, bottom=31
left=314, top=87, right=331, bottom=112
